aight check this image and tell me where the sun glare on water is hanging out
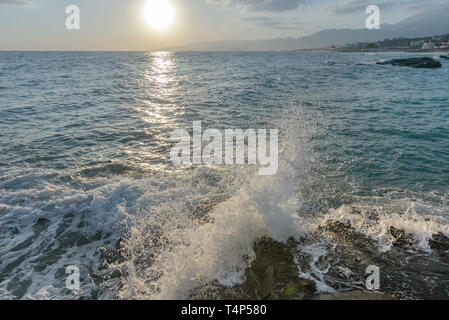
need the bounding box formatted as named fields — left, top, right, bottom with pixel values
left=143, top=0, right=176, bottom=30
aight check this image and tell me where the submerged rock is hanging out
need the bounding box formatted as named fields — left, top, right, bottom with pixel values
left=389, top=226, right=414, bottom=247
left=226, top=237, right=316, bottom=300
left=377, top=57, right=442, bottom=68
left=439, top=55, right=449, bottom=60
left=314, top=291, right=397, bottom=300
left=272, top=279, right=316, bottom=300
left=429, top=232, right=449, bottom=253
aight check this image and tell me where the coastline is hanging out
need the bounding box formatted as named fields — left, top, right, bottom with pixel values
left=294, top=47, right=449, bottom=53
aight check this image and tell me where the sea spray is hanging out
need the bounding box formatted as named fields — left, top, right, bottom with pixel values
left=106, top=106, right=317, bottom=299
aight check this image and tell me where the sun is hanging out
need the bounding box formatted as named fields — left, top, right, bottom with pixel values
left=143, top=0, right=176, bottom=30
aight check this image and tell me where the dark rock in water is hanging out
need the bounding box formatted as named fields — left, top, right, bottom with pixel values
left=272, top=279, right=316, bottom=300
left=377, top=57, right=442, bottom=68
left=225, top=237, right=316, bottom=300
left=429, top=232, right=449, bottom=253
left=439, top=55, right=449, bottom=60
left=313, top=291, right=397, bottom=300
left=389, top=226, right=413, bottom=248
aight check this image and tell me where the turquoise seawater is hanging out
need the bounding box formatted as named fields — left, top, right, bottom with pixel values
left=0, top=51, right=448, bottom=299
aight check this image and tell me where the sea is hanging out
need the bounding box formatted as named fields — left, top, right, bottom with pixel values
left=0, top=51, right=448, bottom=299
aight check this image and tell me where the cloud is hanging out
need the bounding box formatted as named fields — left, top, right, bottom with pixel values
left=0, top=0, right=33, bottom=6
left=322, top=0, right=448, bottom=15
left=208, top=0, right=303, bottom=12
left=242, top=16, right=302, bottom=29
left=207, top=1, right=304, bottom=30
left=243, top=16, right=281, bottom=27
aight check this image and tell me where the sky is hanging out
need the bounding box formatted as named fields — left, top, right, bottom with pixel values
left=0, top=0, right=448, bottom=51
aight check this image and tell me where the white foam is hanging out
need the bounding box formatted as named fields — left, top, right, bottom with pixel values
left=110, top=107, right=314, bottom=299
left=321, top=200, right=449, bottom=253
left=296, top=243, right=336, bottom=293
left=3, top=105, right=449, bottom=300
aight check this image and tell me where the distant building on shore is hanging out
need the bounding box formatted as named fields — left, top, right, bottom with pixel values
left=422, top=42, right=436, bottom=49
left=410, top=40, right=425, bottom=47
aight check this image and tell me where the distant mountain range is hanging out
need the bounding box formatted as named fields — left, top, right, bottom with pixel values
left=164, top=7, right=449, bottom=51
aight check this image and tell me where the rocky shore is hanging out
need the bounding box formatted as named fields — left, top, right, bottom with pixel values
left=377, top=57, right=442, bottom=68
left=223, top=237, right=398, bottom=300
